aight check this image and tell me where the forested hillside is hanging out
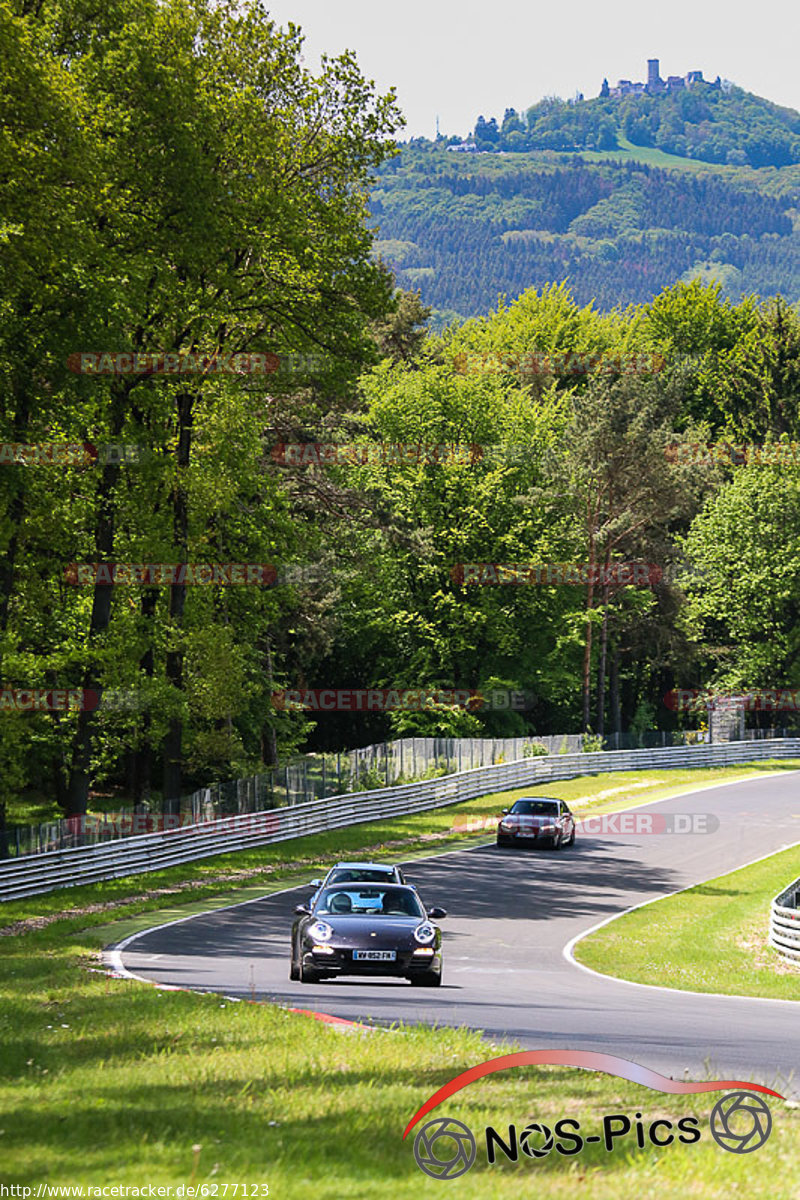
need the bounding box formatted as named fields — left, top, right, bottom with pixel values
left=373, top=146, right=800, bottom=318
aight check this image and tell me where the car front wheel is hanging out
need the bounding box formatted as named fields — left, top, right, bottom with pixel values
left=411, top=969, right=442, bottom=987
left=299, top=958, right=325, bottom=984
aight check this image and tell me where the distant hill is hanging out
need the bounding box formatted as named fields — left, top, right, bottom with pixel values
left=469, top=81, right=800, bottom=169
left=371, top=108, right=800, bottom=320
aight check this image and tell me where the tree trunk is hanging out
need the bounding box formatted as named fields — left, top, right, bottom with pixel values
left=610, top=645, right=621, bottom=738
left=596, top=546, right=612, bottom=736
left=162, top=389, right=194, bottom=813
left=261, top=637, right=279, bottom=767
left=0, top=370, right=31, bottom=664
left=582, top=497, right=598, bottom=732
left=65, top=539, right=116, bottom=815
left=64, top=378, right=133, bottom=816
left=64, top=458, right=120, bottom=816
left=132, top=587, right=159, bottom=806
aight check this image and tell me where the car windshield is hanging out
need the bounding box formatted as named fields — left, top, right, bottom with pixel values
left=510, top=800, right=559, bottom=816
left=327, top=868, right=394, bottom=884
left=315, top=887, right=424, bottom=918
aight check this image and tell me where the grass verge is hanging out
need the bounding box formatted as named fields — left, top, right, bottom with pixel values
left=1, top=920, right=799, bottom=1197
left=574, top=841, right=800, bottom=999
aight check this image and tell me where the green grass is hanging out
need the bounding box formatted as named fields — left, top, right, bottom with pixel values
left=453, top=139, right=733, bottom=173
left=575, top=842, right=800, bottom=999
left=567, top=137, right=723, bottom=171
left=3, top=761, right=800, bottom=1196
left=2, top=919, right=799, bottom=1197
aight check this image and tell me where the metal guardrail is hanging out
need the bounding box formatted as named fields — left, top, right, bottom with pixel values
left=770, top=875, right=800, bottom=963
left=7, top=727, right=795, bottom=860
left=1, top=738, right=799, bottom=903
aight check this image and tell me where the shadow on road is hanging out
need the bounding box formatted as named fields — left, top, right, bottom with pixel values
left=127, top=841, right=682, bottom=961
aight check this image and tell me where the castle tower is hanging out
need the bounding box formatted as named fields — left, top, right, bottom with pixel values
left=647, top=58, right=661, bottom=88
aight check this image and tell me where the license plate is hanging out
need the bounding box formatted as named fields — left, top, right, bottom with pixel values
left=353, top=949, right=396, bottom=961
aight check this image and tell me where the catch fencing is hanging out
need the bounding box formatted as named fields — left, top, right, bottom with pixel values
left=769, top=875, right=800, bottom=963
left=7, top=735, right=582, bottom=859
left=1, top=737, right=799, bottom=903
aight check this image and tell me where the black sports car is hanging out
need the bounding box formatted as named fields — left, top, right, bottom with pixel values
left=290, top=883, right=446, bottom=986
left=496, top=797, right=576, bottom=849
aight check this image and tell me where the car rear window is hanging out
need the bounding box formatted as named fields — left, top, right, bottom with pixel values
left=328, top=869, right=394, bottom=883
left=510, top=800, right=559, bottom=815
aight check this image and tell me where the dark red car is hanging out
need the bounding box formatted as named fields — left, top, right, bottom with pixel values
left=496, top=797, right=576, bottom=850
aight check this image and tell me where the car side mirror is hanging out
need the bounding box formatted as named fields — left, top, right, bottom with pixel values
left=501, top=808, right=509, bottom=815
left=308, top=879, right=322, bottom=887
left=427, top=906, right=447, bottom=919
left=294, top=905, right=311, bottom=916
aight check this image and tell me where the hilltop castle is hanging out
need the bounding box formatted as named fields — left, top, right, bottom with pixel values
left=600, top=59, right=706, bottom=99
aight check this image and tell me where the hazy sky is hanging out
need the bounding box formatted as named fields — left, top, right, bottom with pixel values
left=265, top=0, right=800, bottom=139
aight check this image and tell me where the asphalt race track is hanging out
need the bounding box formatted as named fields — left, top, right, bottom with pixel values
left=111, top=773, right=800, bottom=1095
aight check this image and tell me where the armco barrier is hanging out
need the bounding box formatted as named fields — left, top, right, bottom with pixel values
left=770, top=875, right=800, bottom=963
left=1, top=738, right=799, bottom=902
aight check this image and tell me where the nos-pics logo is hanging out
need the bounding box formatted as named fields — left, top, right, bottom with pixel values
left=404, top=1051, right=781, bottom=1180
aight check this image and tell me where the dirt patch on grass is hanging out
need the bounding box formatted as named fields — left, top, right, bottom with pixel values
left=735, top=922, right=800, bottom=975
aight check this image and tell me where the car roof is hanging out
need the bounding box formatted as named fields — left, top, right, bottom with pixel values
left=321, top=881, right=417, bottom=893
left=513, top=796, right=561, bottom=802
left=329, top=861, right=398, bottom=870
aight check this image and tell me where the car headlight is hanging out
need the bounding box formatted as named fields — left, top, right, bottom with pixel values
left=499, top=820, right=513, bottom=830
left=540, top=824, right=555, bottom=832
left=308, top=920, right=333, bottom=942
left=414, top=922, right=436, bottom=945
